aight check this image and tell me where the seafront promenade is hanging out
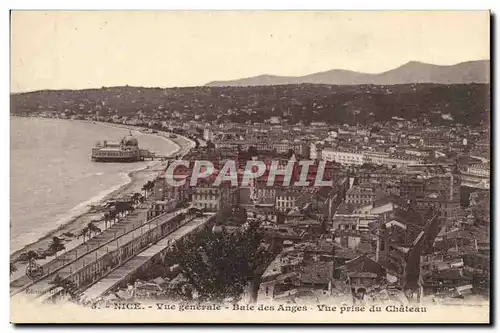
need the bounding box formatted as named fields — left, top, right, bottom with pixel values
left=80, top=213, right=215, bottom=301
left=10, top=122, right=195, bottom=261
left=10, top=126, right=197, bottom=302
left=11, top=206, right=194, bottom=303
left=10, top=202, right=151, bottom=295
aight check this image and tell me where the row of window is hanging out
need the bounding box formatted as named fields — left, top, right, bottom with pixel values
left=94, top=151, right=136, bottom=157
left=194, top=202, right=218, bottom=210
left=346, top=199, right=372, bottom=204
left=194, top=194, right=218, bottom=201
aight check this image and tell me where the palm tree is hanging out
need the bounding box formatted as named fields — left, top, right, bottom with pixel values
left=48, top=236, right=65, bottom=258
left=78, top=227, right=90, bottom=243
left=93, top=224, right=102, bottom=235
left=87, top=223, right=95, bottom=238
left=148, top=180, right=155, bottom=194
left=103, top=212, right=110, bottom=230
left=132, top=192, right=142, bottom=206
left=142, top=183, right=149, bottom=197
left=87, top=222, right=101, bottom=238
left=142, top=180, right=155, bottom=198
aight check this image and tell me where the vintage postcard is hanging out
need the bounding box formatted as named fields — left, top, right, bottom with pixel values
left=10, top=11, right=491, bottom=324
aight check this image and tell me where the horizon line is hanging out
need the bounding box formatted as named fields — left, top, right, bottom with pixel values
left=11, top=58, right=490, bottom=95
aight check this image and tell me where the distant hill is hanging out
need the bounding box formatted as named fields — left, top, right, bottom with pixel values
left=205, top=60, right=490, bottom=87
left=11, top=83, right=491, bottom=127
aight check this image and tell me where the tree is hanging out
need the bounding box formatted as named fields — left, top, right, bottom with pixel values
left=114, top=201, right=133, bottom=219
left=48, top=236, right=65, bottom=258
left=87, top=222, right=101, bottom=238
left=142, top=180, right=155, bottom=198
left=49, top=274, right=80, bottom=302
left=215, top=205, right=233, bottom=225
left=141, top=183, right=149, bottom=197
left=148, top=180, right=155, bottom=195
left=247, top=146, right=258, bottom=158
left=217, top=205, right=247, bottom=226
left=132, top=192, right=142, bottom=206
left=169, top=221, right=270, bottom=303
left=78, top=227, right=90, bottom=243
left=103, top=212, right=110, bottom=230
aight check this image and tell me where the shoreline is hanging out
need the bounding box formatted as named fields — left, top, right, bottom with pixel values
left=10, top=119, right=195, bottom=262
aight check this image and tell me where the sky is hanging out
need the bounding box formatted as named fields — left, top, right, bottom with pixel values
left=10, top=11, right=490, bottom=93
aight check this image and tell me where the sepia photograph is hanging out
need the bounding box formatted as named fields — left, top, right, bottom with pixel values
left=9, top=10, right=491, bottom=324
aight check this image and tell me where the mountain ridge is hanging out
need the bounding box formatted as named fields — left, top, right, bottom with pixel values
left=205, top=60, right=490, bottom=87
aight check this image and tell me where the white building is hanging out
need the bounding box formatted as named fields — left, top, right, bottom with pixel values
left=203, top=128, right=214, bottom=141
left=467, top=163, right=490, bottom=178
left=275, top=195, right=296, bottom=211
left=321, top=148, right=364, bottom=166
left=364, top=151, right=423, bottom=168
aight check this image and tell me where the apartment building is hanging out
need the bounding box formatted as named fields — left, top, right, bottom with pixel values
left=322, top=148, right=364, bottom=166
left=364, top=151, right=424, bottom=168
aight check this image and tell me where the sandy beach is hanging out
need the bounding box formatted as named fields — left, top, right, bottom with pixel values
left=10, top=121, right=195, bottom=272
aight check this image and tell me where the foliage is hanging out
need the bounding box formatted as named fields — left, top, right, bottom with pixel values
left=48, top=236, right=65, bottom=257
left=87, top=222, right=102, bottom=237
left=215, top=205, right=247, bottom=226
left=142, top=180, right=155, bottom=197
left=247, top=146, right=259, bottom=158
left=78, top=227, right=90, bottom=243
left=49, top=274, right=80, bottom=302
left=18, top=250, right=40, bottom=262
left=10, top=84, right=490, bottom=126
left=169, top=221, right=270, bottom=302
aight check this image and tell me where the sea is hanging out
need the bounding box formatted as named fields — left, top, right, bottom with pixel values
left=10, top=117, right=178, bottom=254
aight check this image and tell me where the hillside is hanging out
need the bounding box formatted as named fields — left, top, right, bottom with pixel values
left=10, top=83, right=491, bottom=126
left=205, top=60, right=490, bottom=87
